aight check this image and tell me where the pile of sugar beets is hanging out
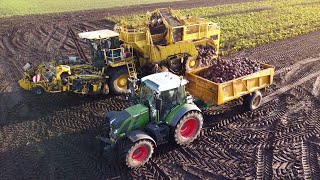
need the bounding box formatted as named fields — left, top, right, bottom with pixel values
left=196, top=45, right=216, bottom=66
left=198, top=57, right=263, bottom=83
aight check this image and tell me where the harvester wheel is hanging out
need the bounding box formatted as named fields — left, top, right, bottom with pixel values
left=243, top=91, right=262, bottom=111
left=185, top=57, right=200, bottom=71
left=32, top=87, right=44, bottom=96
left=119, top=139, right=154, bottom=168
left=174, top=111, right=203, bottom=145
left=109, top=67, right=129, bottom=95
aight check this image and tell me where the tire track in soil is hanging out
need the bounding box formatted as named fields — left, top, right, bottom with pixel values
left=301, top=140, right=320, bottom=179
left=312, top=76, right=320, bottom=98
left=41, top=25, right=57, bottom=50
left=272, top=143, right=303, bottom=179
left=255, top=147, right=273, bottom=179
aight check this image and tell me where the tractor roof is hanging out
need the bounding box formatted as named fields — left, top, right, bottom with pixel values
left=141, top=72, right=188, bottom=93
left=78, top=29, right=119, bottom=40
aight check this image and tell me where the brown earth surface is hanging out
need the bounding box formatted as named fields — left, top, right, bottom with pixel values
left=1, top=0, right=320, bottom=179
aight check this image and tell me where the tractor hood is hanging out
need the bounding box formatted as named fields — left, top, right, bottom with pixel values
left=105, top=104, right=148, bottom=130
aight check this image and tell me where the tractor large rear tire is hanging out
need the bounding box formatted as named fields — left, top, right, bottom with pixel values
left=174, top=111, right=203, bottom=146
left=119, top=139, right=154, bottom=168
left=109, top=67, right=129, bottom=95
left=243, top=91, right=263, bottom=111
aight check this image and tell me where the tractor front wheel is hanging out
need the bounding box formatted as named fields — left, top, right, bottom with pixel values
left=119, top=139, right=154, bottom=168
left=174, top=111, right=203, bottom=145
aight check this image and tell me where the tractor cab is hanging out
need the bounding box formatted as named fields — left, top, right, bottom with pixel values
left=140, top=72, right=188, bottom=122
left=78, top=29, right=133, bottom=67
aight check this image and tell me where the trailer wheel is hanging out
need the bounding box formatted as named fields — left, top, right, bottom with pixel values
left=32, top=87, right=44, bottom=96
left=174, top=111, right=203, bottom=145
left=119, top=139, right=154, bottom=168
left=243, top=91, right=262, bottom=111
left=185, top=57, right=200, bottom=71
left=109, top=67, right=129, bottom=95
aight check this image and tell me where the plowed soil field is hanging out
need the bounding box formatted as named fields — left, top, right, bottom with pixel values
left=1, top=1, right=320, bottom=179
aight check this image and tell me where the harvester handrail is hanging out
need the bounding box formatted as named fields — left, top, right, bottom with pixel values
left=106, top=45, right=134, bottom=63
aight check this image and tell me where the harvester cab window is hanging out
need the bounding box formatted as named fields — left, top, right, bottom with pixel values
left=89, top=41, right=102, bottom=60
left=110, top=36, right=120, bottom=49
left=89, top=40, right=107, bottom=67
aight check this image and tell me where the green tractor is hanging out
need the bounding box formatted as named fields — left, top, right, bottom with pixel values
left=97, top=72, right=203, bottom=168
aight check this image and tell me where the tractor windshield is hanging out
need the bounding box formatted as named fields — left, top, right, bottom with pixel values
left=139, top=82, right=155, bottom=107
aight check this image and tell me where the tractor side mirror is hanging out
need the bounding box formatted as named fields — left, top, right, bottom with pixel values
left=155, top=98, right=162, bottom=111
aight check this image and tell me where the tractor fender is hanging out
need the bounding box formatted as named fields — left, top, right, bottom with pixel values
left=127, top=130, right=157, bottom=146
left=165, top=103, right=201, bottom=127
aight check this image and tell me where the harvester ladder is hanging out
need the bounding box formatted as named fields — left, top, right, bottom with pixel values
left=126, top=59, right=137, bottom=80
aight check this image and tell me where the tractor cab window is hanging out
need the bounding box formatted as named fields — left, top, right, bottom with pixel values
left=176, top=85, right=186, bottom=103
left=159, top=88, right=177, bottom=121
left=160, top=89, right=177, bottom=109
left=139, top=82, right=156, bottom=108
left=158, top=85, right=186, bottom=121
left=160, top=85, right=185, bottom=106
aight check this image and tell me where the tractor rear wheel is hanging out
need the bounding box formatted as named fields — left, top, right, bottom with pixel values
left=119, top=139, right=154, bottom=168
left=243, top=91, right=263, bottom=111
left=174, top=111, right=203, bottom=145
left=109, top=67, right=129, bottom=95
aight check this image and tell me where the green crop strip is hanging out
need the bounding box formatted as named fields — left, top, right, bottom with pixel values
left=111, top=0, right=320, bottom=54
left=0, top=0, right=182, bottom=17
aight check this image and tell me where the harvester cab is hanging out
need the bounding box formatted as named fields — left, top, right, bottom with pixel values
left=78, top=29, right=133, bottom=68
left=78, top=29, right=137, bottom=95
left=98, top=72, right=203, bottom=168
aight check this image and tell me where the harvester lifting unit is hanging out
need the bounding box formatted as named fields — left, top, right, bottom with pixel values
left=19, top=29, right=137, bottom=95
